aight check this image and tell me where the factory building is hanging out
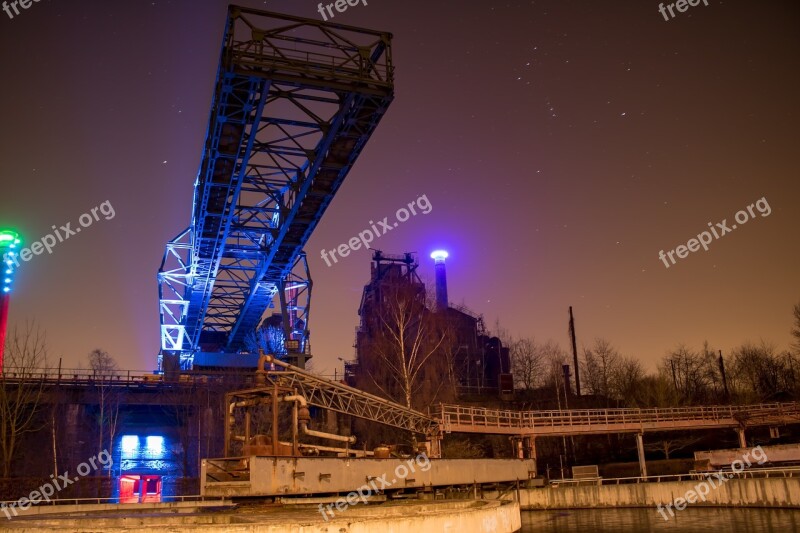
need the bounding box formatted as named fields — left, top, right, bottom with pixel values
left=349, top=250, right=512, bottom=404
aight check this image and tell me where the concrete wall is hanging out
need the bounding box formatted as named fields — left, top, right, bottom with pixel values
left=1, top=500, right=229, bottom=520
left=509, top=478, right=800, bottom=510
left=695, top=443, right=800, bottom=466
left=203, top=457, right=536, bottom=497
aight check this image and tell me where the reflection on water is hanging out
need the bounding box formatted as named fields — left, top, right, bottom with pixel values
left=521, top=508, right=800, bottom=532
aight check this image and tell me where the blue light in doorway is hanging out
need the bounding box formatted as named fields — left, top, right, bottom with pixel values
left=146, top=436, right=165, bottom=459
left=121, top=435, right=139, bottom=456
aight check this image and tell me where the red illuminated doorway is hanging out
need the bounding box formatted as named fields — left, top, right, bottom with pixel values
left=119, top=474, right=162, bottom=503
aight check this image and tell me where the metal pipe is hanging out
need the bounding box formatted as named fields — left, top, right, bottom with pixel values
left=227, top=397, right=269, bottom=455
left=245, top=409, right=251, bottom=447
left=282, top=394, right=307, bottom=407
left=292, top=391, right=298, bottom=457
left=278, top=441, right=374, bottom=457
left=280, top=394, right=356, bottom=444
left=272, top=381, right=279, bottom=455
left=299, top=421, right=356, bottom=444
left=229, top=399, right=259, bottom=414
left=256, top=350, right=276, bottom=384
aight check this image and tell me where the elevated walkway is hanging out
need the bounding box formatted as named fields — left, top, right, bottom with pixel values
left=432, top=402, right=800, bottom=437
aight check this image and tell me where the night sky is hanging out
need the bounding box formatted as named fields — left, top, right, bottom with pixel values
left=0, top=0, right=797, bottom=375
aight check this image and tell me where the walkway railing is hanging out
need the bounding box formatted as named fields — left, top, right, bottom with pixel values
left=0, top=367, right=260, bottom=388
left=432, top=402, right=800, bottom=436
left=548, top=466, right=800, bottom=486
left=0, top=494, right=226, bottom=507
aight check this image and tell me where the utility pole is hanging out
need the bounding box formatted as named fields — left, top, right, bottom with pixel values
left=568, top=306, right=581, bottom=396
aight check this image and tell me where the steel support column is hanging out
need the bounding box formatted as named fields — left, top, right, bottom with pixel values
left=736, top=428, right=747, bottom=448
left=636, top=433, right=647, bottom=478
left=525, top=436, right=537, bottom=477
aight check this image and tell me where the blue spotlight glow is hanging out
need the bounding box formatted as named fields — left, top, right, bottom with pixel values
left=430, top=250, right=449, bottom=261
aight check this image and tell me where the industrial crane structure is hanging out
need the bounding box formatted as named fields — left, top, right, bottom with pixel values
left=158, top=6, right=394, bottom=370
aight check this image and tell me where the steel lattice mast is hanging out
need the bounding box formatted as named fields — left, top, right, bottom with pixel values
left=158, top=6, right=394, bottom=369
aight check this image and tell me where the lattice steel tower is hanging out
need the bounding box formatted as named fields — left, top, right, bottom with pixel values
left=158, top=7, right=394, bottom=369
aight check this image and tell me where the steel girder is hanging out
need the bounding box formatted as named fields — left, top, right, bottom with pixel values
left=158, top=7, right=394, bottom=368
left=258, top=368, right=436, bottom=436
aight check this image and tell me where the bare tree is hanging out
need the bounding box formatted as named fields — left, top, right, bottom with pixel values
left=634, top=374, right=680, bottom=408
left=581, top=338, right=620, bottom=401
left=443, top=436, right=486, bottom=459
left=0, top=322, right=49, bottom=477
left=159, top=382, right=200, bottom=479
left=360, top=283, right=449, bottom=409
left=48, top=385, right=67, bottom=480
left=243, top=315, right=285, bottom=356
left=540, top=340, right=569, bottom=395
left=435, top=320, right=461, bottom=398
left=662, top=344, right=716, bottom=404
left=728, top=341, right=785, bottom=401
left=792, top=302, right=800, bottom=356
left=610, top=356, right=646, bottom=403
left=89, top=349, right=118, bottom=377
left=88, top=349, right=121, bottom=474
left=777, top=350, right=800, bottom=398
left=510, top=338, right=544, bottom=391
left=491, top=319, right=514, bottom=351
left=699, top=340, right=727, bottom=400
left=645, top=435, right=702, bottom=459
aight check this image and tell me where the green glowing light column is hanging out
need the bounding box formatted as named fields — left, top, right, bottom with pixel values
left=0, top=230, right=22, bottom=372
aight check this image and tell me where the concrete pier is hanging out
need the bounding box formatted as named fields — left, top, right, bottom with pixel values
left=0, top=499, right=521, bottom=533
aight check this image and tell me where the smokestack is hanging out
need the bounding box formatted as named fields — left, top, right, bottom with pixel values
left=569, top=306, right=581, bottom=396
left=562, top=364, right=572, bottom=396
left=430, top=250, right=449, bottom=311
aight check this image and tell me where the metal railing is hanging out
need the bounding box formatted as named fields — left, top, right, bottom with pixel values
left=0, top=367, right=265, bottom=388
left=0, top=494, right=226, bottom=507
left=548, top=467, right=800, bottom=486
left=433, top=402, right=800, bottom=435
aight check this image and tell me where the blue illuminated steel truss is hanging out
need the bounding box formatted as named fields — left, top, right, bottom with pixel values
left=158, top=6, right=394, bottom=369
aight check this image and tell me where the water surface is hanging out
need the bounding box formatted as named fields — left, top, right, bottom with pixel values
left=521, top=507, right=800, bottom=532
